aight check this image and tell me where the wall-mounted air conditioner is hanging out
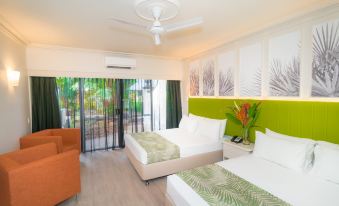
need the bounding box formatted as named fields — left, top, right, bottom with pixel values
left=105, top=56, right=137, bottom=69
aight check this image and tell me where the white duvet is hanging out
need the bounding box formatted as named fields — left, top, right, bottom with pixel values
left=167, top=155, right=339, bottom=206
left=125, top=128, right=222, bottom=165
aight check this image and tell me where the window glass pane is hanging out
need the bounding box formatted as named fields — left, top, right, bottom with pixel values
left=56, top=77, right=167, bottom=152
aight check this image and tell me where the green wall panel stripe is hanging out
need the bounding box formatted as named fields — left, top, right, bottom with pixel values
left=188, top=98, right=339, bottom=144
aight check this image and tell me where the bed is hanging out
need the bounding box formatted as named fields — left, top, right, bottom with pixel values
left=125, top=115, right=226, bottom=181
left=166, top=130, right=339, bottom=206
left=167, top=155, right=339, bottom=206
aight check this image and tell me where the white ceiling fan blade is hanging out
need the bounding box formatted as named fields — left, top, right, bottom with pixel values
left=108, top=17, right=148, bottom=30
left=164, top=17, right=203, bottom=33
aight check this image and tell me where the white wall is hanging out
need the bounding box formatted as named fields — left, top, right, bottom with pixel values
left=182, top=4, right=339, bottom=114
left=0, top=29, right=30, bottom=154
left=26, top=45, right=183, bottom=80
left=26, top=44, right=185, bottom=122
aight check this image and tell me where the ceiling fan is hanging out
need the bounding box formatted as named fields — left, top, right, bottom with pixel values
left=109, top=0, right=203, bottom=45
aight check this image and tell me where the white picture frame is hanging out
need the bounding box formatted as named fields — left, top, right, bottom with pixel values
left=268, top=31, right=301, bottom=97
left=217, top=51, right=235, bottom=96
left=239, top=43, right=262, bottom=97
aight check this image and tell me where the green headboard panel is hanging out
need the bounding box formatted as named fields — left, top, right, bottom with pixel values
left=189, top=98, right=339, bottom=144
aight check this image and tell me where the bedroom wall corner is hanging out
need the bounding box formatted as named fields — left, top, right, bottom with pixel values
left=0, top=27, right=30, bottom=154
left=181, top=60, right=190, bottom=115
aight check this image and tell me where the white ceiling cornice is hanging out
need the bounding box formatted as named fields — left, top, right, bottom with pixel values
left=28, top=43, right=184, bottom=61
left=0, top=15, right=28, bottom=45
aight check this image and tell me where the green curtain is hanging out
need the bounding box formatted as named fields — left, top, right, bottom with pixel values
left=31, top=77, right=61, bottom=132
left=166, top=80, right=182, bottom=129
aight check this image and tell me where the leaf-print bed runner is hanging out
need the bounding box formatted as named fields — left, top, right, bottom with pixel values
left=130, top=132, right=180, bottom=164
left=177, top=164, right=291, bottom=206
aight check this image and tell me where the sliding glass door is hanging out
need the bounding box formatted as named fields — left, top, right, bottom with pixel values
left=57, top=77, right=81, bottom=129
left=56, top=77, right=166, bottom=152
left=81, top=78, right=123, bottom=151
left=122, top=79, right=166, bottom=133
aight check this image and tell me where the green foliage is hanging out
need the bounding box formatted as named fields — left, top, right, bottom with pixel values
left=56, top=77, right=150, bottom=128
left=225, top=113, right=241, bottom=125
left=225, top=101, right=261, bottom=129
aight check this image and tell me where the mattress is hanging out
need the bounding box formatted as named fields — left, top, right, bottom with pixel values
left=125, top=128, right=222, bottom=165
left=167, top=155, right=339, bottom=206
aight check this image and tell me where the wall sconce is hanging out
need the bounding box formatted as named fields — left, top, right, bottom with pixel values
left=7, top=70, right=21, bottom=87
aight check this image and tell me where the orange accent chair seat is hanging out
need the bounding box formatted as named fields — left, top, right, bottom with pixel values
left=20, top=128, right=81, bottom=154
left=0, top=143, right=81, bottom=206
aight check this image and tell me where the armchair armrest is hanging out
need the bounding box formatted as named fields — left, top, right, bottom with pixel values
left=53, top=128, right=81, bottom=153
left=20, top=136, right=63, bottom=153
left=8, top=150, right=80, bottom=206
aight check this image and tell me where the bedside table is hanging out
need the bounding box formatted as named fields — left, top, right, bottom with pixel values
left=223, top=136, right=254, bottom=159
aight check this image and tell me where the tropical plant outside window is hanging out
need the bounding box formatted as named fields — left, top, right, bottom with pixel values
left=56, top=77, right=166, bottom=152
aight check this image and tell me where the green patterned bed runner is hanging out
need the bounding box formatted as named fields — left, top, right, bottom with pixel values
left=130, top=132, right=180, bottom=164
left=177, top=164, right=291, bottom=206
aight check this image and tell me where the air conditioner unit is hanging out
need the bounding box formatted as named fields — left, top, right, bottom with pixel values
left=105, top=56, right=137, bottom=69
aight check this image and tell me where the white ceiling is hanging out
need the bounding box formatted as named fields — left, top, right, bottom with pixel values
left=0, top=0, right=335, bottom=59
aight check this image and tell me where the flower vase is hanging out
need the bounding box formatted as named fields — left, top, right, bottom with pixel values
left=242, top=127, right=250, bottom=145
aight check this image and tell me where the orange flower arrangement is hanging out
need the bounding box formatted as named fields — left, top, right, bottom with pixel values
left=226, top=102, right=261, bottom=144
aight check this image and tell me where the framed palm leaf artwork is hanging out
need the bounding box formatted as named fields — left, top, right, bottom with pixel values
left=202, top=57, right=215, bottom=96
left=312, top=19, right=339, bottom=97
left=217, top=51, right=235, bottom=96
left=269, top=31, right=300, bottom=96
left=239, top=43, right=262, bottom=97
left=189, top=60, right=200, bottom=96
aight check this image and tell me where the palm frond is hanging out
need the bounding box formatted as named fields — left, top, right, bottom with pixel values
left=202, top=60, right=215, bottom=96
left=189, top=68, right=199, bottom=96
left=219, top=69, right=234, bottom=96
left=177, top=164, right=290, bottom=206
left=312, top=21, right=339, bottom=97
left=269, top=57, right=300, bottom=96
left=240, top=69, right=261, bottom=96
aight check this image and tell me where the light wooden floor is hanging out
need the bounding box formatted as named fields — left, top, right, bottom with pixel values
left=59, top=150, right=167, bottom=206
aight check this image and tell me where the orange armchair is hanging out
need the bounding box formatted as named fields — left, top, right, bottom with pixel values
left=20, top=128, right=81, bottom=154
left=0, top=143, right=81, bottom=206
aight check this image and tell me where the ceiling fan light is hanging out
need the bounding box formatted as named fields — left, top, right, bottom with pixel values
left=154, top=34, right=161, bottom=45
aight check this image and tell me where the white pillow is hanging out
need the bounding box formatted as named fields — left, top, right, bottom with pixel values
left=178, top=115, right=198, bottom=134
left=317, top=141, right=339, bottom=150
left=310, top=143, right=339, bottom=184
left=194, top=118, right=220, bottom=142
left=179, top=115, right=189, bottom=129
left=266, top=128, right=316, bottom=171
left=310, top=145, right=339, bottom=184
left=254, top=131, right=311, bottom=173
left=189, top=113, right=226, bottom=140
left=219, top=119, right=227, bottom=140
